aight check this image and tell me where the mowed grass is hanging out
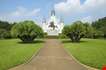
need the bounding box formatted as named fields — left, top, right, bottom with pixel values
left=0, top=39, right=44, bottom=70
left=61, top=39, right=106, bottom=69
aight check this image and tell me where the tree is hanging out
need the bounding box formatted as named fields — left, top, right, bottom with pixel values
left=0, top=20, right=12, bottom=31
left=0, top=20, right=15, bottom=39
left=83, top=23, right=94, bottom=38
left=62, top=21, right=85, bottom=42
left=92, top=28, right=104, bottom=39
left=11, top=20, right=44, bottom=42
left=92, top=17, right=106, bottom=38
left=0, top=29, right=11, bottom=39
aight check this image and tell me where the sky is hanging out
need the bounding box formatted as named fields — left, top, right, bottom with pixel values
left=0, top=0, right=106, bottom=24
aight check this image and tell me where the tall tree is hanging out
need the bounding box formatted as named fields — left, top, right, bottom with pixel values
left=92, top=17, right=106, bottom=38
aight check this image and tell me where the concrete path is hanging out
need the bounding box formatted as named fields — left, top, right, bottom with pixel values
left=10, top=39, right=89, bottom=70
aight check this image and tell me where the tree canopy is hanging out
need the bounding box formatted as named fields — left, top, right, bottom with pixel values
left=92, top=17, right=106, bottom=38
left=11, top=21, right=44, bottom=42
left=0, top=20, right=14, bottom=39
left=62, top=21, right=85, bottom=42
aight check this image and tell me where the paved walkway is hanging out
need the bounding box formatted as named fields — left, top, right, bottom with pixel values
left=10, top=39, right=89, bottom=70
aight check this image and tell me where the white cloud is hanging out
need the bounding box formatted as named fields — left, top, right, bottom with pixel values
left=82, top=0, right=106, bottom=14
left=54, top=0, right=81, bottom=15
left=11, top=6, right=40, bottom=17
left=54, top=0, right=106, bottom=22
left=0, top=6, right=40, bottom=22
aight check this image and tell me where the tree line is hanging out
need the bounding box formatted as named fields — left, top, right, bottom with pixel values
left=0, top=20, right=44, bottom=42
left=0, top=16, right=106, bottom=42
left=0, top=21, right=14, bottom=39
left=61, top=17, right=106, bottom=42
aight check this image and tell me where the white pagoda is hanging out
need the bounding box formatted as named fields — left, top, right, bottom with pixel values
left=42, top=10, right=64, bottom=36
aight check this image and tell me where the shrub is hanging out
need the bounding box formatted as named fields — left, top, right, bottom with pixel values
left=58, top=33, right=68, bottom=39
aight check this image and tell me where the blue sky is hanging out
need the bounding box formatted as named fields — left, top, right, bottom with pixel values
left=0, top=0, right=106, bottom=24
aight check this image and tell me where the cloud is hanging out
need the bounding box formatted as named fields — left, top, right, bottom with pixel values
left=11, top=6, right=40, bottom=17
left=0, top=6, right=40, bottom=22
left=54, top=0, right=106, bottom=22
left=82, top=0, right=106, bottom=15
left=54, top=0, right=81, bottom=15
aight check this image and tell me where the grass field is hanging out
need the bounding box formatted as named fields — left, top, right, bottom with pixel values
left=61, top=39, right=106, bottom=69
left=0, top=39, right=44, bottom=70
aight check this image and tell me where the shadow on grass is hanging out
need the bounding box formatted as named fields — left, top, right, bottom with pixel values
left=62, top=39, right=88, bottom=43
left=18, top=40, right=45, bottom=44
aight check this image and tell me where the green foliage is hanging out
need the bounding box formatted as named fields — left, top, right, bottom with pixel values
left=62, top=20, right=106, bottom=40
left=83, top=23, right=95, bottom=38
left=92, top=17, right=106, bottom=38
left=93, top=29, right=104, bottom=39
left=0, top=20, right=13, bottom=31
left=70, top=21, right=85, bottom=33
left=62, top=25, right=71, bottom=35
left=11, top=21, right=44, bottom=42
left=0, top=20, right=14, bottom=39
left=58, top=33, right=68, bottom=39
left=62, top=21, right=85, bottom=42
left=0, top=29, right=11, bottom=39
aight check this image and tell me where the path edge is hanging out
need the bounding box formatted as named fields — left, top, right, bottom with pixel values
left=9, top=40, right=45, bottom=70
left=60, top=40, right=99, bottom=70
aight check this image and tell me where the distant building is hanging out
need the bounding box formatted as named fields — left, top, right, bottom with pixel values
left=42, top=10, right=64, bottom=36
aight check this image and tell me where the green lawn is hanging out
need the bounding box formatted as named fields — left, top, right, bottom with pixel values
left=61, top=39, right=106, bottom=69
left=0, top=39, right=44, bottom=70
